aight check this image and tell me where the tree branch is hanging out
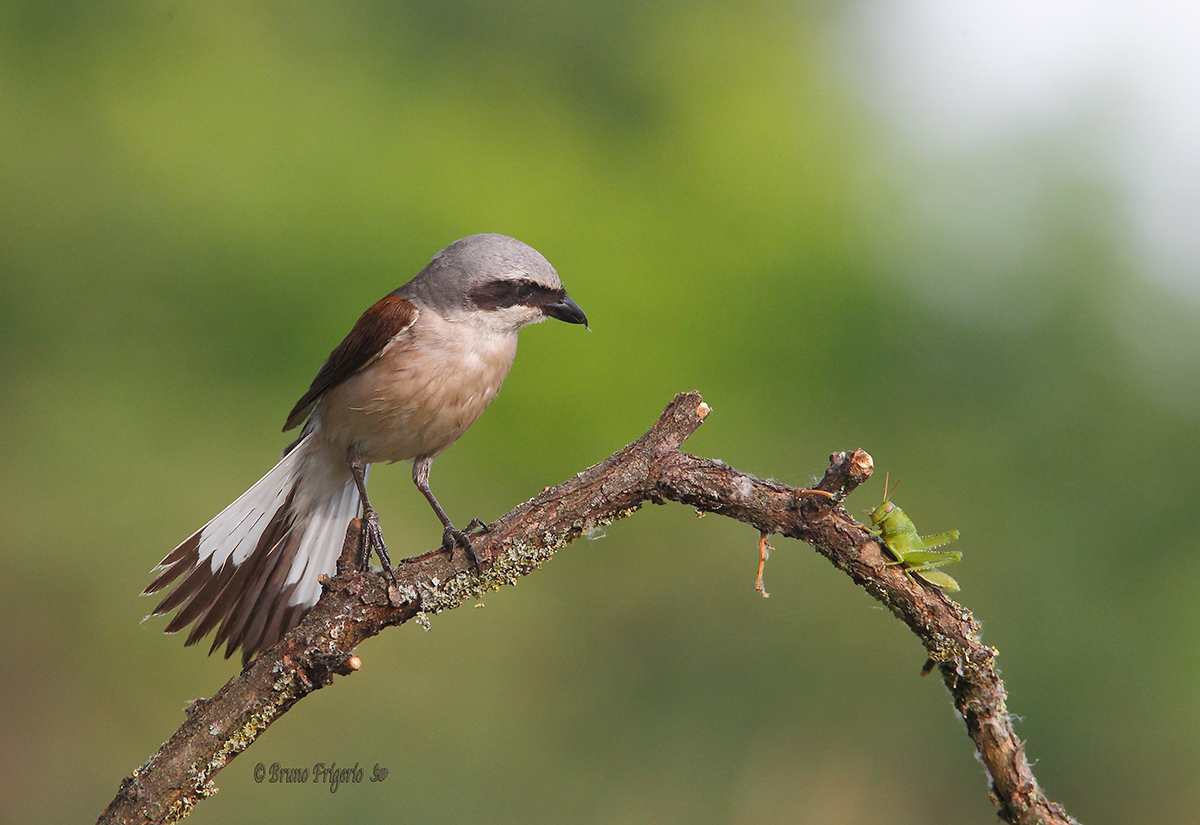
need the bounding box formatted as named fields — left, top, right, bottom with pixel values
left=99, top=392, right=1077, bottom=825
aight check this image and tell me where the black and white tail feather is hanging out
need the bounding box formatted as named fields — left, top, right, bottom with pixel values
left=143, top=432, right=364, bottom=666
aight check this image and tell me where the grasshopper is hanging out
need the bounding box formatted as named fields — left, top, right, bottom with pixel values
left=866, top=476, right=962, bottom=592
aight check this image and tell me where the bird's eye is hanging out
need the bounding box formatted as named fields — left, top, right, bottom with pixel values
left=469, top=278, right=562, bottom=311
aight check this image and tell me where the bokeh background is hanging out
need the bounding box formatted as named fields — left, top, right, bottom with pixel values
left=3, top=2, right=1199, bottom=823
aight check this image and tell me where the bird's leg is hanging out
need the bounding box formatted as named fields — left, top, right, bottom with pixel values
left=412, top=455, right=481, bottom=569
left=347, top=446, right=395, bottom=580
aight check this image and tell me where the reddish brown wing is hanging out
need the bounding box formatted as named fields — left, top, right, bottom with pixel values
left=283, top=294, right=419, bottom=431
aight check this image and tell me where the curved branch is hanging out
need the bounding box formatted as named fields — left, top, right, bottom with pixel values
left=99, top=392, right=1077, bottom=825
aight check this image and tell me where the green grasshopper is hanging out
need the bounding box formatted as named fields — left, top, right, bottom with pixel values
left=866, top=476, right=962, bottom=592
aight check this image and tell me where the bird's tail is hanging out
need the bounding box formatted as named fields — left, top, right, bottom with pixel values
left=144, top=434, right=362, bottom=665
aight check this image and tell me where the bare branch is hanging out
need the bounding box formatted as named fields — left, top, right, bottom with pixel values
left=99, top=392, right=1077, bottom=825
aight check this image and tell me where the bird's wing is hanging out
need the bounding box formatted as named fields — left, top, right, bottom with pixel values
left=283, top=294, right=420, bottom=431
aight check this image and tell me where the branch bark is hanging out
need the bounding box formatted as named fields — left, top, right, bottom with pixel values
left=100, top=392, right=1078, bottom=825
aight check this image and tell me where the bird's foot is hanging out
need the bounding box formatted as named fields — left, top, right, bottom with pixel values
left=360, top=508, right=396, bottom=581
left=441, top=519, right=489, bottom=571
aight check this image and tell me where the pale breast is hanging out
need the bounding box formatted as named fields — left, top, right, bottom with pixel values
left=314, top=313, right=518, bottom=465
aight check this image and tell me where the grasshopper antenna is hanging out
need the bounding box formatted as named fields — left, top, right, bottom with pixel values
left=884, top=473, right=900, bottom=503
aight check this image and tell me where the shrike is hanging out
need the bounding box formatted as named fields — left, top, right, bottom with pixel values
left=144, top=234, right=587, bottom=665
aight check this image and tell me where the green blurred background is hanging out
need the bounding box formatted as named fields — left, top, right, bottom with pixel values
left=3, top=2, right=1199, bottom=823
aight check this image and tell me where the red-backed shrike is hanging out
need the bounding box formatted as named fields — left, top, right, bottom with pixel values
left=144, top=234, right=587, bottom=664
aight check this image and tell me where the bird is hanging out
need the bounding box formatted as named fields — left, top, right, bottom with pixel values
left=143, top=234, right=588, bottom=665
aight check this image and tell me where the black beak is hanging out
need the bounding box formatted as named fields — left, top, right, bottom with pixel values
left=543, top=293, right=588, bottom=327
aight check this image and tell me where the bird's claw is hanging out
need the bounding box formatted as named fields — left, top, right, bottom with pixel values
left=464, top=517, right=489, bottom=534
left=441, top=520, right=488, bottom=571
left=360, top=509, right=396, bottom=581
